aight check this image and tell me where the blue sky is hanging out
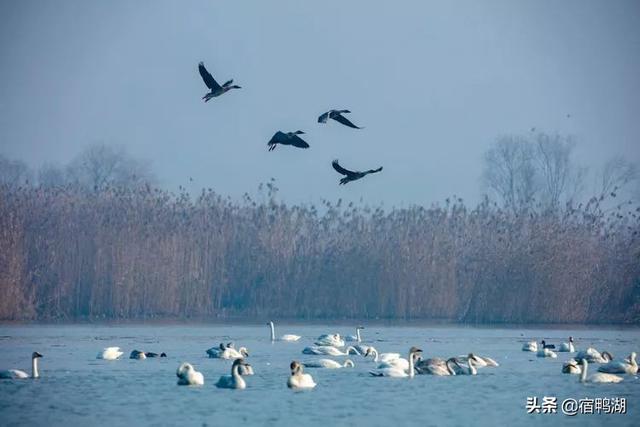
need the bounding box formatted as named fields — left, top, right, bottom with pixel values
left=1, top=0, right=638, bottom=206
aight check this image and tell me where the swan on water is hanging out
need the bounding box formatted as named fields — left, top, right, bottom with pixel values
left=598, top=352, right=638, bottom=375
left=97, top=347, right=124, bottom=360
left=176, top=362, right=204, bottom=386
left=450, top=357, right=478, bottom=375
left=268, top=321, right=301, bottom=342
left=0, top=352, right=43, bottom=379
left=580, top=359, right=623, bottom=384
left=540, top=340, right=556, bottom=349
left=364, top=347, right=403, bottom=364
left=302, top=346, right=360, bottom=356
left=537, top=347, right=557, bottom=358
left=345, top=326, right=364, bottom=342
left=522, top=341, right=538, bottom=352
left=455, top=353, right=499, bottom=368
left=216, top=359, right=252, bottom=389
left=575, top=348, right=613, bottom=364
left=303, top=359, right=355, bottom=369
left=144, top=352, right=167, bottom=358
left=562, top=359, right=581, bottom=374
left=206, top=343, right=249, bottom=359
left=415, top=357, right=458, bottom=376
left=287, top=361, right=317, bottom=389
left=314, top=334, right=345, bottom=347
left=558, top=337, right=575, bottom=353
left=130, top=350, right=147, bottom=360
left=369, top=347, right=422, bottom=378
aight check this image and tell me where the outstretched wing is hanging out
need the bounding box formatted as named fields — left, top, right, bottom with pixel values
left=332, top=113, right=362, bottom=129
left=318, top=111, right=330, bottom=123
left=290, top=135, right=310, bottom=149
left=198, top=62, right=221, bottom=90
left=268, top=131, right=287, bottom=145
left=332, top=160, right=356, bottom=176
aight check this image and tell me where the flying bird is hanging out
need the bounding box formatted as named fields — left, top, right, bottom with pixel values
left=267, top=131, right=309, bottom=151
left=332, top=160, right=382, bottom=185
left=318, top=110, right=363, bottom=129
left=198, top=62, right=241, bottom=102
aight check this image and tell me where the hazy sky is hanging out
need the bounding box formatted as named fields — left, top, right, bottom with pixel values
left=1, top=0, right=639, bottom=206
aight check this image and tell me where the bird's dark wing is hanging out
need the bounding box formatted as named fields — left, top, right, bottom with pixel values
left=332, top=160, right=356, bottom=176
left=198, top=62, right=221, bottom=90
left=268, top=131, right=287, bottom=145
left=318, top=111, right=330, bottom=123
left=290, top=135, right=310, bottom=149
left=222, top=79, right=233, bottom=88
left=332, top=113, right=361, bottom=129
left=366, top=166, right=383, bottom=174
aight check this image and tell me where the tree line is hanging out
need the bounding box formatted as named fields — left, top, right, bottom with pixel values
left=0, top=135, right=638, bottom=323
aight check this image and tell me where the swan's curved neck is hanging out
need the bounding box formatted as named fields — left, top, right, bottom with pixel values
left=630, top=354, right=637, bottom=367
left=580, top=361, right=588, bottom=383
left=446, top=359, right=457, bottom=375
left=32, top=357, right=39, bottom=379
left=408, top=351, right=415, bottom=378
left=369, top=348, right=379, bottom=362
left=356, top=328, right=361, bottom=343
left=269, top=322, right=275, bottom=341
left=345, top=346, right=357, bottom=356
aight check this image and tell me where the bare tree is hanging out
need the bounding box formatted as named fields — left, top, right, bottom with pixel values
left=66, top=144, right=156, bottom=191
left=599, top=156, right=638, bottom=198
left=38, top=163, right=68, bottom=188
left=483, top=135, right=537, bottom=214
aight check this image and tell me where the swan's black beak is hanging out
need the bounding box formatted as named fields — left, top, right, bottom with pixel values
left=33, top=352, right=43, bottom=358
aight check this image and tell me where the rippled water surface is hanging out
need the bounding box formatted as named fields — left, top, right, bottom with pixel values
left=0, top=323, right=638, bottom=426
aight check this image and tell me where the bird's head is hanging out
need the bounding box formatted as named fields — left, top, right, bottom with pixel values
left=294, top=130, right=305, bottom=135
left=32, top=352, right=43, bottom=359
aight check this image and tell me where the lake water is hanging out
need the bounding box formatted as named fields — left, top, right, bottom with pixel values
left=0, top=323, right=638, bottom=426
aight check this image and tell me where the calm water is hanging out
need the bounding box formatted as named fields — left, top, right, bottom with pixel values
left=0, top=323, right=638, bottom=426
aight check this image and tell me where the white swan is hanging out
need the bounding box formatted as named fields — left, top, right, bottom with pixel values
left=576, top=348, right=613, bottom=364
left=302, top=346, right=360, bottom=356
left=303, top=359, right=355, bottom=369
left=176, top=362, right=204, bottom=385
left=216, top=359, right=251, bottom=389
left=558, top=337, right=575, bottom=352
left=369, top=347, right=422, bottom=378
left=415, top=357, right=458, bottom=376
left=522, top=341, right=538, bottom=352
left=364, top=347, right=403, bottom=364
left=268, top=321, right=301, bottom=342
left=345, top=326, right=364, bottom=342
left=287, top=361, right=317, bottom=389
left=562, top=359, right=581, bottom=374
left=0, top=352, right=42, bottom=379
left=598, top=352, right=638, bottom=374
left=455, top=353, right=499, bottom=368
left=314, top=334, right=345, bottom=347
left=206, top=343, right=249, bottom=359
left=580, top=359, right=623, bottom=384
left=97, top=347, right=123, bottom=360
left=537, top=348, right=557, bottom=358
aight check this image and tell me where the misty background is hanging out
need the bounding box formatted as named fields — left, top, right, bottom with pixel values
left=1, top=0, right=639, bottom=206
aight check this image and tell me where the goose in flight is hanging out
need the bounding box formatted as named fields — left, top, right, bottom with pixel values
left=176, top=362, right=204, bottom=386
left=268, top=321, right=301, bottom=342
left=216, top=359, right=252, bottom=389
left=267, top=131, right=309, bottom=151
left=97, top=347, right=124, bottom=360
left=0, top=352, right=43, bottom=379
left=332, top=160, right=382, bottom=185
left=302, top=359, right=355, bottom=369
left=287, top=361, right=317, bottom=389
left=598, top=352, right=638, bottom=375
left=318, top=110, right=363, bottom=129
left=198, top=62, right=241, bottom=102
left=580, top=359, right=623, bottom=384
